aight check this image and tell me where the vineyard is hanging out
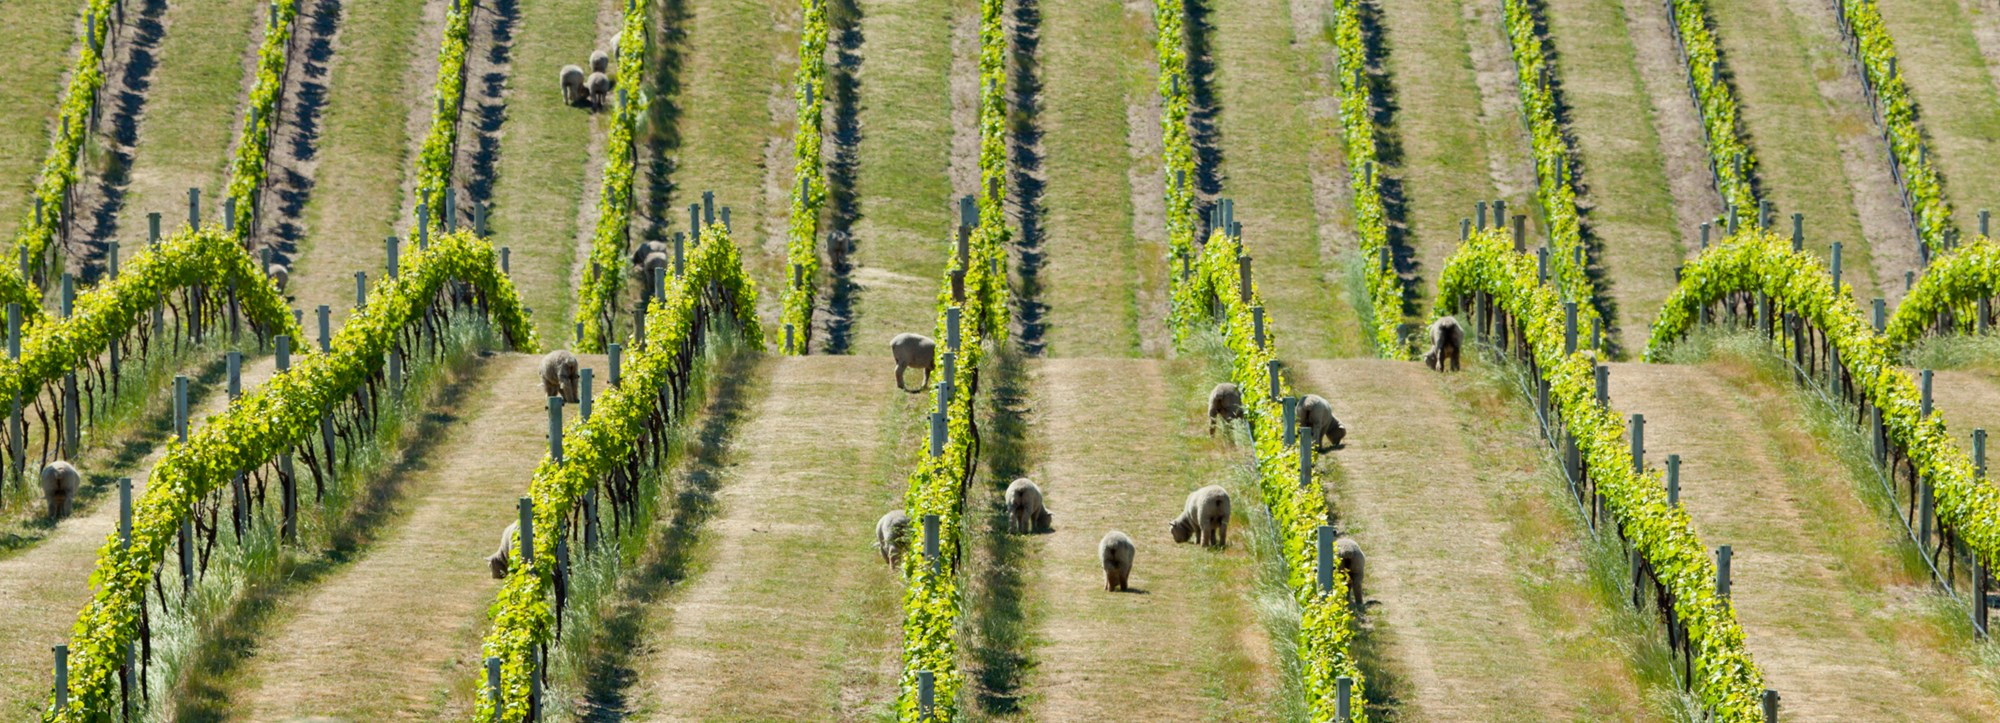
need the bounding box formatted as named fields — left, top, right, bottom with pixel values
left=2, top=0, right=2000, bottom=719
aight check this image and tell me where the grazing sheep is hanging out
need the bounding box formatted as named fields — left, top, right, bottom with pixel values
left=1168, top=485, right=1231, bottom=547
left=1336, top=536, right=1366, bottom=610
left=488, top=522, right=518, bottom=579
left=876, top=509, right=911, bottom=566
left=587, top=71, right=613, bottom=108
left=266, top=264, right=290, bottom=293
left=1424, top=316, right=1463, bottom=373
left=540, top=350, right=581, bottom=403
left=1004, top=478, right=1052, bottom=533
left=1100, top=531, right=1134, bottom=592
left=559, top=64, right=588, bottom=106
left=40, top=461, right=79, bottom=521
left=590, top=49, right=610, bottom=74
left=1207, top=382, right=1244, bottom=436
left=889, top=333, right=937, bottom=393
left=1297, top=394, right=1347, bottom=452
left=638, top=252, right=670, bottom=282
left=629, top=239, right=668, bottom=270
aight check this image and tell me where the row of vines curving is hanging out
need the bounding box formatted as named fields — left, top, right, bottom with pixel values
left=572, top=0, right=654, bottom=353
left=779, top=0, right=828, bottom=354
left=1327, top=0, right=1409, bottom=357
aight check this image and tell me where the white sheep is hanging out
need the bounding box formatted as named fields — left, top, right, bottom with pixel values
left=876, top=509, right=910, bottom=566
left=1004, top=478, right=1052, bottom=533
left=40, top=461, right=79, bottom=521
left=637, top=252, right=670, bottom=284
left=889, top=333, right=937, bottom=393
left=629, top=239, right=668, bottom=270
left=488, top=522, right=519, bottom=579
left=1207, top=382, right=1244, bottom=436
left=1297, top=393, right=1347, bottom=452
left=1168, top=484, right=1230, bottom=547
left=590, top=49, right=611, bottom=74
left=587, top=71, right=613, bottom=109
left=559, top=64, right=588, bottom=106
left=1424, top=316, right=1462, bottom=372
left=1100, top=531, right=1134, bottom=592
left=541, top=350, right=580, bottom=403
left=266, top=264, right=290, bottom=293
left=1337, top=536, right=1365, bottom=610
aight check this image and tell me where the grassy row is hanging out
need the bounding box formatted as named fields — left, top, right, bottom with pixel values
left=570, top=0, right=651, bottom=353
left=48, top=230, right=534, bottom=717
left=1665, top=0, right=1761, bottom=226
left=779, top=0, right=828, bottom=353
left=1830, top=0, right=1950, bottom=253
left=1440, top=228, right=1769, bottom=719
left=1327, top=0, right=1405, bottom=357
left=476, top=222, right=759, bottom=718
left=10, top=0, right=125, bottom=286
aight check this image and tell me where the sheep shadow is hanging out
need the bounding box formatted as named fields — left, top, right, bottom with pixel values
left=572, top=350, right=757, bottom=721
left=820, top=0, right=866, bottom=355
left=73, top=0, right=167, bottom=284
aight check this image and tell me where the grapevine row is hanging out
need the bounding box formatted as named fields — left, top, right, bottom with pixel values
left=1497, top=0, right=1602, bottom=335
left=1181, top=221, right=1370, bottom=721
left=572, top=0, right=654, bottom=352
left=1830, top=0, right=1953, bottom=254
left=1664, top=0, right=1762, bottom=226
left=1153, top=0, right=1198, bottom=284
left=221, top=0, right=305, bottom=240
left=1439, top=229, right=1769, bottom=719
left=891, top=0, right=1013, bottom=716
left=1884, top=238, right=2000, bottom=349
left=476, top=222, right=759, bottom=719
left=11, top=0, right=131, bottom=288
left=779, top=0, right=828, bottom=354
left=1327, top=0, right=1409, bottom=357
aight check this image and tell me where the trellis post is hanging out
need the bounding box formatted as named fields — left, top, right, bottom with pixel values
left=580, top=368, right=594, bottom=420
left=1716, top=545, right=1732, bottom=599
left=1282, top=396, right=1298, bottom=444
left=918, top=669, right=937, bottom=720
left=387, top=236, right=399, bottom=278
left=609, top=343, right=622, bottom=387
left=118, top=478, right=132, bottom=548
left=548, top=397, right=564, bottom=463
left=1316, top=525, right=1334, bottom=595
left=53, top=645, right=67, bottom=709
left=1873, top=298, right=1886, bottom=333
left=922, top=514, right=940, bottom=575
left=1563, top=302, right=1577, bottom=354
left=174, top=375, right=189, bottom=442
left=1790, top=213, right=1803, bottom=252
left=1629, top=414, right=1644, bottom=472
left=486, top=657, right=503, bottom=722
left=1921, top=369, right=1933, bottom=418
left=317, top=305, right=332, bottom=352
left=1975, top=429, right=1986, bottom=478
left=1667, top=454, right=1681, bottom=507
left=1337, top=676, right=1354, bottom=722
left=1830, top=242, right=1843, bottom=289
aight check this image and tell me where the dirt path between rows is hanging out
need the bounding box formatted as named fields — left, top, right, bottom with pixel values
left=623, top=356, right=905, bottom=720
left=1618, top=0, right=1726, bottom=251
left=1122, top=0, right=1171, bottom=357
left=1608, top=361, right=1999, bottom=720
left=1018, top=358, right=1274, bottom=719
left=0, top=355, right=277, bottom=716
left=227, top=353, right=584, bottom=719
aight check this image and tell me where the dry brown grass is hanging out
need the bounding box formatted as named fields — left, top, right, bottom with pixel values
left=1872, top=0, right=2000, bottom=230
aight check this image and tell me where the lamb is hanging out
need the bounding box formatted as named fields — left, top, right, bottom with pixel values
left=488, top=522, right=519, bottom=579
left=1207, top=382, right=1244, bottom=436
left=876, top=509, right=911, bottom=566
left=1297, top=393, right=1347, bottom=452
left=1099, top=531, right=1134, bottom=592
left=1336, top=536, right=1366, bottom=610
left=587, top=71, right=613, bottom=109
left=40, top=461, right=79, bottom=521
left=266, top=264, right=290, bottom=293
left=1423, top=316, right=1462, bottom=372
left=1168, top=485, right=1231, bottom=547
left=590, top=49, right=611, bottom=74
left=559, top=64, right=588, bottom=106
left=541, top=350, right=581, bottom=403
left=889, top=333, right=937, bottom=393
left=1004, top=478, right=1052, bottom=533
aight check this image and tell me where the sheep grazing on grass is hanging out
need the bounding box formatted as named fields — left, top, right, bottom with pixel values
left=629, top=239, right=668, bottom=270
left=1424, top=316, right=1462, bottom=372
left=1099, top=531, right=1135, bottom=592
left=587, top=72, right=613, bottom=109
left=889, top=333, right=937, bottom=393
left=266, top=264, right=290, bottom=293
left=1207, top=382, right=1244, bottom=436
left=1168, top=485, right=1231, bottom=547
left=876, top=509, right=911, bottom=567
left=1336, top=536, right=1365, bottom=610
left=541, top=350, right=581, bottom=403
left=488, top=522, right=519, bottom=579
left=638, top=252, right=670, bottom=283
left=40, top=461, right=79, bottom=521
left=1004, top=478, right=1052, bottom=533
left=559, top=64, right=588, bottom=106
left=1297, top=394, right=1347, bottom=452
left=590, top=49, right=610, bottom=74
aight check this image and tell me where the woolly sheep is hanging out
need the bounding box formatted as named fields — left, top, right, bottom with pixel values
left=541, top=350, right=580, bottom=403
left=638, top=252, right=671, bottom=283
left=1207, top=382, right=1244, bottom=436
left=629, top=239, right=668, bottom=270
left=1099, top=531, right=1134, bottom=592
left=1297, top=394, right=1347, bottom=452
left=1168, top=485, right=1230, bottom=547
left=266, top=264, right=290, bottom=293
left=559, top=64, right=588, bottom=106
left=1424, top=316, right=1463, bottom=372
left=889, top=333, right=936, bottom=393
left=590, top=49, right=611, bottom=74
left=876, top=509, right=910, bottom=566
left=488, top=521, right=519, bottom=579
left=1004, top=478, right=1052, bottom=534
left=1336, top=536, right=1365, bottom=610
left=587, top=71, right=613, bottom=109
left=40, top=461, right=79, bottom=521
